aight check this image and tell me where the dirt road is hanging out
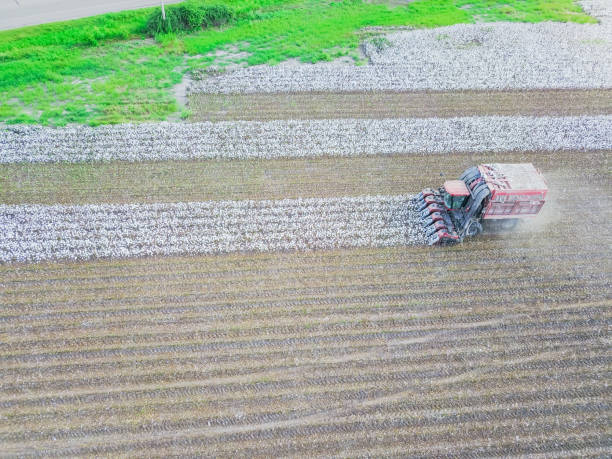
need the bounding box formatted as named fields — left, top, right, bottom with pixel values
left=0, top=0, right=181, bottom=31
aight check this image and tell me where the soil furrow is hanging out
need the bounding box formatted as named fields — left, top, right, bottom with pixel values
left=2, top=275, right=607, bottom=318
left=2, top=396, right=607, bottom=444
left=1, top=311, right=608, bottom=363
left=3, top=299, right=606, bottom=342
left=1, top=252, right=607, bottom=293
left=4, top=367, right=604, bottom=427
left=2, top=343, right=608, bottom=397
left=4, top=257, right=604, bottom=297
left=1, top=332, right=604, bottom=381
left=2, top=304, right=609, bottom=355
left=1, top=355, right=608, bottom=409
left=4, top=379, right=606, bottom=432
left=1, top=326, right=605, bottom=376
left=7, top=412, right=607, bottom=457
left=174, top=430, right=610, bottom=458
left=188, top=90, right=612, bottom=122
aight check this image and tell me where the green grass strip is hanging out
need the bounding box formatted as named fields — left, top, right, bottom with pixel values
left=0, top=0, right=595, bottom=126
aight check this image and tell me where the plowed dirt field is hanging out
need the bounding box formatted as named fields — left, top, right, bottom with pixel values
left=1, top=91, right=610, bottom=455
left=1, top=150, right=607, bottom=205
left=188, top=89, right=612, bottom=121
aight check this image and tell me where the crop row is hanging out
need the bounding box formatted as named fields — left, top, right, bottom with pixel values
left=2, top=297, right=605, bottom=353
left=4, top=383, right=606, bottom=443
left=2, top=253, right=599, bottom=300
left=3, top=351, right=606, bottom=411
left=2, top=116, right=611, bottom=163
left=3, top=388, right=605, bottom=444
left=5, top=409, right=607, bottom=457
left=0, top=195, right=425, bottom=263
left=0, top=236, right=601, bottom=283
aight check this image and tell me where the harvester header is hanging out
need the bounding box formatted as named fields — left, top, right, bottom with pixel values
left=417, top=163, right=548, bottom=245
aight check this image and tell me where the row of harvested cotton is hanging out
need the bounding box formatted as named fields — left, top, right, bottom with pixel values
left=0, top=196, right=426, bottom=263
left=2, top=116, right=611, bottom=163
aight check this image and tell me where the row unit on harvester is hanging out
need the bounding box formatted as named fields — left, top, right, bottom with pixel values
left=417, top=163, right=548, bottom=245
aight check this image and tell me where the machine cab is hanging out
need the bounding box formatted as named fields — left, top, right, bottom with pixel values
left=443, top=180, right=470, bottom=210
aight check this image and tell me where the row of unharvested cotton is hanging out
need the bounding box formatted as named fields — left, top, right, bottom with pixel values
left=2, top=116, right=611, bottom=163
left=0, top=196, right=426, bottom=263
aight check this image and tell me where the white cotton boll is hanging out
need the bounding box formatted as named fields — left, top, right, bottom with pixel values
left=0, top=196, right=425, bottom=263
left=1, top=117, right=611, bottom=164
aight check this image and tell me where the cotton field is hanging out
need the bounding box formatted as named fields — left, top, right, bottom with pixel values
left=0, top=196, right=426, bottom=262
left=1, top=0, right=611, bottom=456
left=2, top=116, right=611, bottom=163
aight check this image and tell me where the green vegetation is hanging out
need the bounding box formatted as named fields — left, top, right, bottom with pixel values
left=454, top=0, right=594, bottom=22
left=145, top=3, right=234, bottom=36
left=0, top=0, right=594, bottom=126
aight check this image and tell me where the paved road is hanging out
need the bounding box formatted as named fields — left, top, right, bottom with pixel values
left=0, top=0, right=182, bottom=31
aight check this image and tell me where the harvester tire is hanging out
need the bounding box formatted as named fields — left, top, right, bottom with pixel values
left=500, top=218, right=519, bottom=230
left=466, top=220, right=483, bottom=237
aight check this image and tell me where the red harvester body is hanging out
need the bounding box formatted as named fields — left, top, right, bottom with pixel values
left=417, top=163, right=548, bottom=245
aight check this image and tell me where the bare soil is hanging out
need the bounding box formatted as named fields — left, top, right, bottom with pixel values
left=188, top=89, right=612, bottom=122
left=1, top=88, right=610, bottom=455
left=1, top=148, right=610, bottom=455
left=1, top=228, right=609, bottom=455
left=0, top=150, right=607, bottom=205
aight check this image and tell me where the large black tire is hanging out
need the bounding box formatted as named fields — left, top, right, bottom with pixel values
left=466, top=220, right=483, bottom=237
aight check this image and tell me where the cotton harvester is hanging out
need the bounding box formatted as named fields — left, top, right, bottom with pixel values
left=417, top=163, right=548, bottom=245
